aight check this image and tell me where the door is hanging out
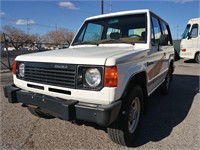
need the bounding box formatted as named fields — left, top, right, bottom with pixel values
left=147, top=15, right=168, bottom=94
left=190, top=23, right=199, bottom=58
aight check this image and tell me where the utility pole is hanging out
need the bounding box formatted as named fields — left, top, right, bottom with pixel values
left=101, top=0, right=104, bottom=14
left=175, top=25, right=179, bottom=40
left=110, top=0, right=112, bottom=13
left=27, top=18, right=30, bottom=35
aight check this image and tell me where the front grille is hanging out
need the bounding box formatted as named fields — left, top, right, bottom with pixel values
left=18, top=62, right=76, bottom=88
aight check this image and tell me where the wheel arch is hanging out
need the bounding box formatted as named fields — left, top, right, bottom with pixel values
left=121, top=71, right=148, bottom=114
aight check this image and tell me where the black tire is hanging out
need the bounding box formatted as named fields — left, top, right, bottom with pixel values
left=107, top=85, right=144, bottom=147
left=195, top=52, right=200, bottom=64
left=160, top=67, right=172, bottom=95
left=27, top=107, right=55, bottom=119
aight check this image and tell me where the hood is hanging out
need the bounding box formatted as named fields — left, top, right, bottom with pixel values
left=16, top=44, right=134, bottom=65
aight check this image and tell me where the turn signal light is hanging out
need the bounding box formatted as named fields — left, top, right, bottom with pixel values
left=181, top=49, right=186, bottom=52
left=104, top=66, right=118, bottom=87
left=12, top=61, right=17, bottom=74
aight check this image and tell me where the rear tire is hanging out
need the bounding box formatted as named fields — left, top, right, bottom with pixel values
left=107, top=85, right=144, bottom=147
left=27, top=107, right=55, bottom=119
left=195, top=52, right=200, bottom=63
left=160, top=67, right=172, bottom=95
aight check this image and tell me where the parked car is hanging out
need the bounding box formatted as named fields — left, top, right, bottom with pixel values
left=18, top=46, right=28, bottom=51
left=4, top=9, right=174, bottom=147
left=180, top=18, right=200, bottom=63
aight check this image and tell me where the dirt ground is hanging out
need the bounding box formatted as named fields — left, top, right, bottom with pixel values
left=1, top=59, right=200, bottom=149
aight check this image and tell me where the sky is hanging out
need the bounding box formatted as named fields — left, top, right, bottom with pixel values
left=0, top=0, right=200, bottom=39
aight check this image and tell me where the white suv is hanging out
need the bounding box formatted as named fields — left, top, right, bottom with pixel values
left=4, top=9, right=174, bottom=146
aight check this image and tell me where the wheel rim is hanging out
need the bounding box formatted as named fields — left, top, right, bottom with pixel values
left=128, top=97, right=140, bottom=134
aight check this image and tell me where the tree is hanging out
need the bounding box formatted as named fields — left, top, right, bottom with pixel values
left=1, top=25, right=74, bottom=50
left=43, top=28, right=75, bottom=48
left=2, top=25, right=41, bottom=50
left=2, top=25, right=27, bottom=50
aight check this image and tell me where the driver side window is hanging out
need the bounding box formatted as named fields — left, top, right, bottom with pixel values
left=190, top=24, right=198, bottom=38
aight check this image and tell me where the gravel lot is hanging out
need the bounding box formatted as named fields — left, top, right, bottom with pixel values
left=1, top=59, right=200, bottom=149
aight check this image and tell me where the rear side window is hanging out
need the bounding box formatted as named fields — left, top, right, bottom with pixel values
left=151, top=15, right=172, bottom=46
left=161, top=21, right=169, bottom=35
left=160, top=21, right=172, bottom=45
left=190, top=24, right=198, bottom=38
left=151, top=16, right=162, bottom=44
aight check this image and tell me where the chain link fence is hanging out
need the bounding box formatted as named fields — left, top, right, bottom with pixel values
left=1, top=33, right=69, bottom=71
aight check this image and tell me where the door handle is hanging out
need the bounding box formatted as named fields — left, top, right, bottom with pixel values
left=163, top=52, right=166, bottom=58
left=147, top=61, right=154, bottom=66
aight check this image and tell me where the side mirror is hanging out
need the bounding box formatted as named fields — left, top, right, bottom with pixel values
left=159, top=34, right=168, bottom=46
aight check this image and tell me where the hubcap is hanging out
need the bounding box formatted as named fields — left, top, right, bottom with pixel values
left=128, top=97, right=140, bottom=134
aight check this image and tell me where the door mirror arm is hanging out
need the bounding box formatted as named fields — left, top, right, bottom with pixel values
left=158, top=44, right=160, bottom=51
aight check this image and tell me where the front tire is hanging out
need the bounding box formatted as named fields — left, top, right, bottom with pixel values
left=107, top=85, right=144, bottom=147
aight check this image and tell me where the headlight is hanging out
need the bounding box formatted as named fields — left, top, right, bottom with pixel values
left=77, top=66, right=103, bottom=90
left=85, top=68, right=101, bottom=87
left=19, top=63, right=25, bottom=77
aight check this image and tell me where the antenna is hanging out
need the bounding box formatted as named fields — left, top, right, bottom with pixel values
left=101, top=0, right=104, bottom=14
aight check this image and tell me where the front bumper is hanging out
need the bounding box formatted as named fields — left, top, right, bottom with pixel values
left=179, top=52, right=194, bottom=59
left=4, top=85, right=122, bottom=126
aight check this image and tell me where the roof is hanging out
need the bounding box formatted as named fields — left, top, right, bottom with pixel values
left=188, top=18, right=200, bottom=23
left=86, top=9, right=150, bottom=21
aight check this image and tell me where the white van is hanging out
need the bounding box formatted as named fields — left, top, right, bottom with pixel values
left=180, top=18, right=200, bottom=63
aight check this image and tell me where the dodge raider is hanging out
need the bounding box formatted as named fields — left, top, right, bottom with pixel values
left=4, top=9, right=175, bottom=146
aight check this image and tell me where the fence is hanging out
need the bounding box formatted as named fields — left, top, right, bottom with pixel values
left=1, top=33, right=69, bottom=71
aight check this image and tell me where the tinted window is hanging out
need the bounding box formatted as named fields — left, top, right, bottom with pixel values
left=161, top=21, right=169, bottom=35
left=161, top=21, right=171, bottom=45
left=151, top=16, right=162, bottom=44
left=190, top=24, right=198, bottom=38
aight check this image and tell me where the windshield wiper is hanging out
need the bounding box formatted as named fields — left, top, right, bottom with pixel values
left=73, top=42, right=99, bottom=46
left=73, top=39, right=135, bottom=46
left=99, top=39, right=135, bottom=45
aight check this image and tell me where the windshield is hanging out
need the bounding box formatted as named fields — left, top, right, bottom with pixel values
left=72, top=13, right=147, bottom=46
left=182, top=24, right=191, bottom=39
